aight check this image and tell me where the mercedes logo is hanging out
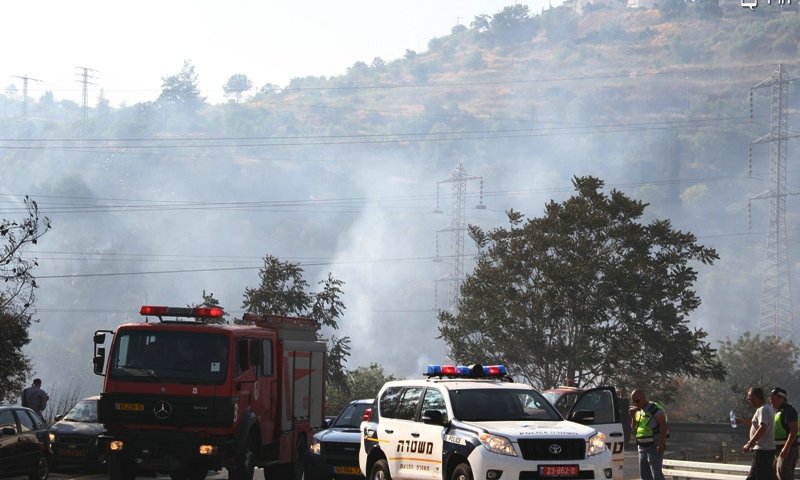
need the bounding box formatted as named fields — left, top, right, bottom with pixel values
left=154, top=400, right=173, bottom=420
left=548, top=444, right=563, bottom=455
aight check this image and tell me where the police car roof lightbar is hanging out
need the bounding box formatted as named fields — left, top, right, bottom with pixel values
left=140, top=305, right=224, bottom=321
left=425, top=363, right=508, bottom=378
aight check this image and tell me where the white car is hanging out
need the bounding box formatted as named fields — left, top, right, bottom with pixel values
left=542, top=386, right=626, bottom=480
left=359, top=364, right=613, bottom=480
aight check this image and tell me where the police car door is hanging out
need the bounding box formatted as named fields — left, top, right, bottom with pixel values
left=568, top=387, right=624, bottom=480
left=386, top=386, right=432, bottom=479
left=416, top=387, right=447, bottom=479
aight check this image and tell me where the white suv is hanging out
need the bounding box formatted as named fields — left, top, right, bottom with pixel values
left=359, top=364, right=613, bottom=480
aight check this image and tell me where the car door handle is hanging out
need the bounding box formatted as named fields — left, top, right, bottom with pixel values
left=384, top=429, right=394, bottom=434
left=609, top=432, right=623, bottom=437
left=411, top=433, right=420, bottom=438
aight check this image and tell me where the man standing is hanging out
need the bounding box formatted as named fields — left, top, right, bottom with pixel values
left=770, top=387, right=798, bottom=480
left=630, top=389, right=668, bottom=480
left=741, top=387, right=776, bottom=480
left=21, top=378, right=49, bottom=421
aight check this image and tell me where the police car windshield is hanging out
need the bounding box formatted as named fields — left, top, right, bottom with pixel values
left=450, top=389, right=561, bottom=422
left=109, top=330, right=229, bottom=385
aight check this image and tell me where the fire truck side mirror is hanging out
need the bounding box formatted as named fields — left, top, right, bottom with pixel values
left=93, top=347, right=106, bottom=376
left=93, top=332, right=106, bottom=344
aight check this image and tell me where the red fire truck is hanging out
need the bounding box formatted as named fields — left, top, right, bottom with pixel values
left=92, top=306, right=326, bottom=480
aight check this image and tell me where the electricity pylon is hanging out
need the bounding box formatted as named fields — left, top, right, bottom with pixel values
left=750, top=64, right=799, bottom=340
left=433, top=163, right=486, bottom=312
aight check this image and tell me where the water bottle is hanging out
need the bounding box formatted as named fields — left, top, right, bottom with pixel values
left=730, top=409, right=737, bottom=428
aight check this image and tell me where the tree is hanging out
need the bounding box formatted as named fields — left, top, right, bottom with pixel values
left=0, top=197, right=51, bottom=402
left=667, top=333, right=800, bottom=422
left=326, top=363, right=398, bottom=415
left=438, top=176, right=724, bottom=400
left=241, top=255, right=351, bottom=392
left=158, top=60, right=206, bottom=114
left=222, top=74, right=253, bottom=103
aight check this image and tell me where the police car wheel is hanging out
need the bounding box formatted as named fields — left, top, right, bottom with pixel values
left=451, top=463, right=473, bottom=480
left=370, top=459, right=392, bottom=480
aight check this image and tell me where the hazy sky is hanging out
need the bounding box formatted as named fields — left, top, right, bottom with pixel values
left=2, top=0, right=558, bottom=106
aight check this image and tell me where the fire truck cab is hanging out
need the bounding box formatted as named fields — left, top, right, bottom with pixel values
left=93, top=306, right=326, bottom=480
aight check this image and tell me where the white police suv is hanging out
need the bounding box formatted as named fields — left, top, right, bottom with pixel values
left=359, top=364, right=613, bottom=480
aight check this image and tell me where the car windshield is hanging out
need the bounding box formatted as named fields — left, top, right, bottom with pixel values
left=542, top=391, right=577, bottom=417
left=450, top=388, right=561, bottom=422
left=63, top=400, right=98, bottom=423
left=332, top=402, right=371, bottom=428
left=109, top=330, right=229, bottom=385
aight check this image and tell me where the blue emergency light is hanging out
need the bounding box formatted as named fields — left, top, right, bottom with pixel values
left=425, top=363, right=508, bottom=378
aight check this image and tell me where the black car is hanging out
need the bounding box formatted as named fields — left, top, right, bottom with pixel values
left=48, top=396, right=105, bottom=470
left=305, top=399, right=372, bottom=480
left=0, top=405, right=50, bottom=480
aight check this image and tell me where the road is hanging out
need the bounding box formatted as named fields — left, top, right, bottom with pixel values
left=10, top=468, right=261, bottom=480
left=7, top=449, right=642, bottom=480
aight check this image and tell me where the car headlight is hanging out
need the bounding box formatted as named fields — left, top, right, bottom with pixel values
left=478, top=433, right=517, bottom=457
left=308, top=437, right=321, bottom=455
left=48, top=432, right=56, bottom=443
left=587, top=432, right=608, bottom=457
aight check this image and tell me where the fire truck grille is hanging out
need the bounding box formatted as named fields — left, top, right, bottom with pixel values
left=98, top=393, right=233, bottom=428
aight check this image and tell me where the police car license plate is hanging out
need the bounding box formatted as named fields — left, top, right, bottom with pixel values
left=334, top=466, right=361, bottom=475
left=539, top=465, right=579, bottom=477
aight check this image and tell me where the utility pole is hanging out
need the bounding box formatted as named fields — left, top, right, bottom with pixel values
left=11, top=75, right=42, bottom=134
left=750, top=64, right=799, bottom=340
left=433, top=163, right=486, bottom=312
left=76, top=66, right=97, bottom=132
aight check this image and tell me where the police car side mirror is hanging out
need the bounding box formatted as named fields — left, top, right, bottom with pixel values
left=322, top=417, right=334, bottom=429
left=422, top=409, right=446, bottom=426
left=570, top=409, right=596, bottom=424
left=1, top=426, right=16, bottom=436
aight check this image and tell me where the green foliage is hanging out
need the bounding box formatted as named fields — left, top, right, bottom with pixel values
left=326, top=363, right=398, bottom=415
left=158, top=60, right=206, bottom=114
left=222, top=73, right=253, bottom=103
left=0, top=197, right=51, bottom=402
left=540, top=6, right=579, bottom=43
left=667, top=333, right=800, bottom=422
left=438, top=176, right=723, bottom=400
left=241, top=255, right=350, bottom=392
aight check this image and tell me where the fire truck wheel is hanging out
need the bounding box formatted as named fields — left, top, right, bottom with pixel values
left=109, top=458, right=136, bottom=480
left=228, top=438, right=255, bottom=480
left=369, top=459, right=392, bottom=480
left=291, top=436, right=307, bottom=480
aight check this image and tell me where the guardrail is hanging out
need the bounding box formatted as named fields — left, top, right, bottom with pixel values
left=663, top=459, right=749, bottom=480
left=664, top=459, right=800, bottom=480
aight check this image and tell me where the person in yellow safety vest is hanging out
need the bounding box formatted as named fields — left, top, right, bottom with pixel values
left=770, top=387, right=798, bottom=480
left=629, top=389, right=668, bottom=480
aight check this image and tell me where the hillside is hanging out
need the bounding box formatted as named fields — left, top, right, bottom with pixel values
left=1, top=3, right=799, bottom=390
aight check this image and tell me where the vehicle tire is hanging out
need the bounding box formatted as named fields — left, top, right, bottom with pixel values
left=451, top=463, right=473, bottom=480
left=227, top=437, right=255, bottom=480
left=369, top=458, right=392, bottom=480
left=109, top=457, right=136, bottom=480
left=28, top=453, right=49, bottom=480
left=290, top=436, right=307, bottom=480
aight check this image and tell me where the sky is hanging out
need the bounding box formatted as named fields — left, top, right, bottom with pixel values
left=1, top=0, right=558, bottom=106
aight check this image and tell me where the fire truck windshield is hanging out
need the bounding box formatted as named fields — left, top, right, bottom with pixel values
left=109, top=330, right=229, bottom=384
